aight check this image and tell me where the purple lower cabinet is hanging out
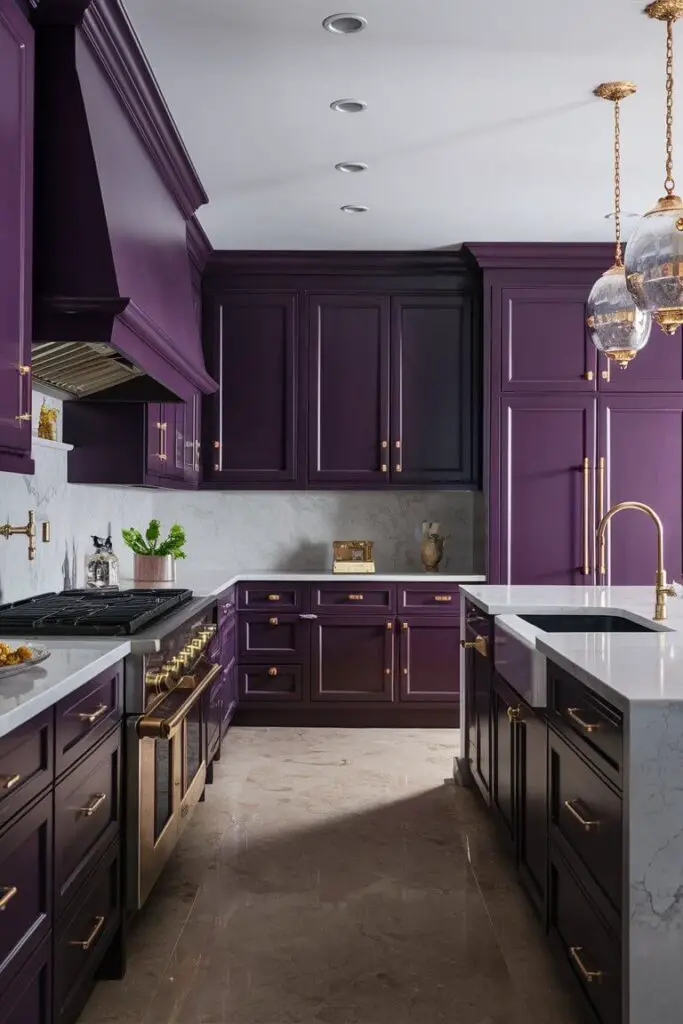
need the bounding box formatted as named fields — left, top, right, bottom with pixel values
left=516, top=706, right=547, bottom=917
left=311, top=616, right=394, bottom=702
left=0, top=936, right=51, bottom=1024
left=0, top=708, right=53, bottom=832
left=599, top=394, right=683, bottom=585
left=239, top=663, right=303, bottom=702
left=398, top=617, right=460, bottom=703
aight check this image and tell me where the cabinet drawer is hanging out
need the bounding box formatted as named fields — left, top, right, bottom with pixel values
left=54, top=727, right=121, bottom=916
left=55, top=663, right=123, bottom=776
left=238, top=583, right=303, bottom=612
left=239, top=614, right=306, bottom=660
left=311, top=583, right=395, bottom=614
left=549, top=848, right=620, bottom=1024
left=549, top=663, right=622, bottom=781
left=0, top=709, right=53, bottom=830
left=549, top=729, right=622, bottom=913
left=0, top=936, right=51, bottom=1024
left=239, top=664, right=303, bottom=702
left=398, top=584, right=460, bottom=614
left=55, top=840, right=121, bottom=1024
left=0, top=792, right=52, bottom=991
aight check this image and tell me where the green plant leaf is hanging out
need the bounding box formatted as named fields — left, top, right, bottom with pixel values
left=121, top=528, right=150, bottom=555
left=145, top=519, right=161, bottom=550
left=156, top=523, right=186, bottom=558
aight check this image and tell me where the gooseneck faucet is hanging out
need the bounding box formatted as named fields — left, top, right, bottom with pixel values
left=596, top=501, right=676, bottom=621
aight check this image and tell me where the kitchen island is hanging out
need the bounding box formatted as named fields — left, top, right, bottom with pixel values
left=458, top=583, right=683, bottom=1024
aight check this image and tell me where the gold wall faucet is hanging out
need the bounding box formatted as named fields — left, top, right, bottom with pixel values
left=0, top=511, right=50, bottom=561
left=596, top=501, right=676, bottom=621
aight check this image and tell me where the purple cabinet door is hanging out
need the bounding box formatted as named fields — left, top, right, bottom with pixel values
left=598, top=394, right=683, bottom=584
left=599, top=324, right=683, bottom=392
left=398, top=616, right=460, bottom=703
left=495, top=395, right=597, bottom=584
left=311, top=616, right=394, bottom=702
left=0, top=937, right=51, bottom=1024
left=146, top=402, right=167, bottom=478
left=308, top=294, right=390, bottom=484
left=0, top=0, right=33, bottom=473
left=390, top=295, right=476, bottom=484
left=183, top=392, right=201, bottom=484
left=207, top=292, right=299, bottom=484
left=499, top=286, right=596, bottom=392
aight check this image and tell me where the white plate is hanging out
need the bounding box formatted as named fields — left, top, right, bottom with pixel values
left=0, top=643, right=51, bottom=679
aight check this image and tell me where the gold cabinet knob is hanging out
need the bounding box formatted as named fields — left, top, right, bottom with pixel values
left=381, top=440, right=388, bottom=449
left=395, top=464, right=402, bottom=473
left=17, top=364, right=30, bottom=376
left=347, top=594, right=363, bottom=601
left=267, top=667, right=278, bottom=677
left=381, top=464, right=388, bottom=472
left=269, top=617, right=279, bottom=626
left=386, top=621, right=393, bottom=630
left=14, top=413, right=31, bottom=422
left=583, top=370, right=594, bottom=381
left=401, top=621, right=408, bottom=630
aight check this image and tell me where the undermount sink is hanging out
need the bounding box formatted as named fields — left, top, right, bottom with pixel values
left=518, top=613, right=658, bottom=634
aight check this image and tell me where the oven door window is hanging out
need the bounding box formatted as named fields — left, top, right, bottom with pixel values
left=154, top=739, right=174, bottom=842
left=183, top=697, right=204, bottom=797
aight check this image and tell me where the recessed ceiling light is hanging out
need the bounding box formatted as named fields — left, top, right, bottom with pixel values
left=335, top=162, right=368, bottom=173
left=323, top=13, right=367, bottom=34
left=330, top=98, right=367, bottom=114
left=341, top=204, right=368, bottom=214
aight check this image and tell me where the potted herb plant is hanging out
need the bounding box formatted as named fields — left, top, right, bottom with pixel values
left=122, top=520, right=186, bottom=583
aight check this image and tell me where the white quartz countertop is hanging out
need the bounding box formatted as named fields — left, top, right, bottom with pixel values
left=0, top=639, right=131, bottom=738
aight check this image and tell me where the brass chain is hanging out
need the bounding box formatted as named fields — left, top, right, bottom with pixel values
left=613, top=98, right=622, bottom=265
left=665, top=16, right=676, bottom=195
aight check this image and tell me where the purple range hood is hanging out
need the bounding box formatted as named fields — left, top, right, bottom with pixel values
left=30, top=1, right=217, bottom=402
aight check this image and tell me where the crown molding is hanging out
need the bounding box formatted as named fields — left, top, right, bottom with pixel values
left=464, top=242, right=616, bottom=272
left=205, top=249, right=473, bottom=278
left=187, top=216, right=212, bottom=272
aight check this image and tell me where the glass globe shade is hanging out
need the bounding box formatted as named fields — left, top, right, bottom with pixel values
left=586, top=264, right=651, bottom=368
left=625, top=195, right=683, bottom=334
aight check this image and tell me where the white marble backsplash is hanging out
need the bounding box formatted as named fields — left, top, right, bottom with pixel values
left=0, top=393, right=484, bottom=604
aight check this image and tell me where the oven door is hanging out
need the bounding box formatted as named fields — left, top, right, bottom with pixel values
left=131, top=659, right=221, bottom=909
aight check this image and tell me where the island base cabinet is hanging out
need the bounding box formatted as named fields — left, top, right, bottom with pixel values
left=516, top=705, right=548, bottom=918
left=0, top=937, right=51, bottom=1024
left=491, top=672, right=517, bottom=851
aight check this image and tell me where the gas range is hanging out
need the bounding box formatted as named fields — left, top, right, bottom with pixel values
left=0, top=588, right=194, bottom=636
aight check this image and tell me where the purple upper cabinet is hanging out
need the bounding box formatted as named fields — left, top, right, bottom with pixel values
left=599, top=324, right=683, bottom=392
left=494, top=394, right=597, bottom=585
left=499, top=285, right=597, bottom=392
left=308, top=294, right=390, bottom=485
left=598, top=394, right=683, bottom=585
left=204, top=292, right=300, bottom=485
left=183, top=392, right=201, bottom=485
left=0, top=0, right=33, bottom=475
left=391, top=295, right=477, bottom=485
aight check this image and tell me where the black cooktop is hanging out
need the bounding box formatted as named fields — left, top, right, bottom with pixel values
left=0, top=589, right=193, bottom=636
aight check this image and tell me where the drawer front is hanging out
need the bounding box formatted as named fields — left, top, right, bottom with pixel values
left=549, top=729, right=622, bottom=912
left=239, top=614, right=306, bottom=660
left=311, top=583, right=395, bottom=614
left=55, top=840, right=121, bottom=1024
left=0, top=709, right=53, bottom=831
left=0, top=793, right=52, bottom=991
left=549, top=662, right=622, bottom=780
left=237, top=583, right=303, bottom=613
left=55, top=663, right=123, bottom=776
left=239, top=664, right=303, bottom=702
left=0, top=937, right=51, bottom=1024
left=464, top=599, right=492, bottom=642
left=398, top=584, right=460, bottom=614
left=54, top=727, right=121, bottom=916
left=549, top=848, right=620, bottom=1024
left=217, top=586, right=236, bottom=626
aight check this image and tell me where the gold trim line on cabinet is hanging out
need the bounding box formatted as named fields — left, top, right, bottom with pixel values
left=582, top=457, right=591, bottom=575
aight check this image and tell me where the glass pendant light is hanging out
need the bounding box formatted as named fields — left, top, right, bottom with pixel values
left=625, top=0, right=683, bottom=334
left=587, top=82, right=652, bottom=368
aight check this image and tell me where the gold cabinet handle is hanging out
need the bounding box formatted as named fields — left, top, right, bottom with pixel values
left=402, top=621, right=408, bottom=630
left=564, top=799, right=600, bottom=831
left=394, top=440, right=401, bottom=449
left=583, top=370, right=594, bottom=381
left=566, top=707, right=600, bottom=734
left=14, top=413, right=31, bottom=422
left=17, top=364, right=30, bottom=375
left=267, top=594, right=280, bottom=602
left=1, top=773, right=21, bottom=790
left=569, top=946, right=603, bottom=984
left=385, top=667, right=391, bottom=675
left=381, top=464, right=388, bottom=473
left=460, top=635, right=487, bottom=657
left=507, top=705, right=522, bottom=723
left=70, top=915, right=105, bottom=951
left=434, top=595, right=452, bottom=602
left=267, top=667, right=278, bottom=677
left=381, top=440, right=388, bottom=449
left=386, top=620, right=393, bottom=630
left=601, top=359, right=611, bottom=382
left=269, top=617, right=279, bottom=626
left=348, top=594, right=364, bottom=601
left=598, top=456, right=606, bottom=577
left=79, top=792, right=107, bottom=817
left=0, top=885, right=18, bottom=910
left=582, top=457, right=591, bottom=576
left=395, top=464, right=402, bottom=473
left=77, top=703, right=108, bottom=725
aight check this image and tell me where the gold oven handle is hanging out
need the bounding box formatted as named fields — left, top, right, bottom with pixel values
left=582, top=457, right=591, bottom=576
left=137, top=663, right=221, bottom=741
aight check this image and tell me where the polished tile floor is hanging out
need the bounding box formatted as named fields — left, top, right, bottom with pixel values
left=79, top=728, right=579, bottom=1024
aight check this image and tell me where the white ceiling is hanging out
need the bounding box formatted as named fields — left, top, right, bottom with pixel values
left=124, top=0, right=676, bottom=250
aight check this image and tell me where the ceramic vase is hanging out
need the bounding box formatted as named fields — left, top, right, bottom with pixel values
left=420, top=535, right=444, bottom=573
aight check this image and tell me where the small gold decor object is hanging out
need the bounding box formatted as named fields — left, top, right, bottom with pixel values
left=332, top=540, right=375, bottom=574
left=37, top=399, right=58, bottom=441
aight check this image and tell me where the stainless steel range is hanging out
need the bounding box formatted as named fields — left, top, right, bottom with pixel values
left=0, top=588, right=219, bottom=911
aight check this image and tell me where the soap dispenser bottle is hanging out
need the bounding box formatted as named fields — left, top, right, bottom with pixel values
left=85, top=535, right=119, bottom=589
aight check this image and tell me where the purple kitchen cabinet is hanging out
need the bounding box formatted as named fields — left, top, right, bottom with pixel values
left=598, top=324, right=683, bottom=392
left=147, top=403, right=184, bottom=483
left=308, top=294, right=390, bottom=485
left=0, top=0, right=33, bottom=475
left=490, top=672, right=517, bottom=853
left=390, top=295, right=477, bottom=485
left=204, top=292, right=300, bottom=485
left=310, top=616, right=394, bottom=702
left=398, top=617, right=460, bottom=703
left=598, top=394, right=683, bottom=584
left=494, top=395, right=597, bottom=585
left=0, top=937, right=51, bottom=1024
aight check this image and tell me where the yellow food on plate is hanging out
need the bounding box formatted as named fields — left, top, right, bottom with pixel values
left=0, top=642, right=33, bottom=666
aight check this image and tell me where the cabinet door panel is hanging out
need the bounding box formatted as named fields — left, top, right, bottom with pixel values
left=599, top=323, right=683, bottom=392
left=517, top=706, right=547, bottom=916
left=0, top=937, right=51, bottom=1024
left=500, top=286, right=596, bottom=392
left=391, top=295, right=476, bottom=485
left=398, top=617, right=459, bottom=702
left=498, top=395, right=596, bottom=585
left=491, top=673, right=516, bottom=851
left=308, top=294, right=389, bottom=484
left=146, top=403, right=167, bottom=478
left=311, top=616, right=394, bottom=702
left=599, top=394, right=683, bottom=585
left=209, top=292, right=298, bottom=483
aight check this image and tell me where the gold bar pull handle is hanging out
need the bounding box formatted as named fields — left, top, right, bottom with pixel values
left=347, top=594, right=364, bottom=601
left=598, top=456, right=606, bottom=577
left=460, top=636, right=487, bottom=657
left=267, top=594, right=280, bottom=602
left=77, top=703, right=108, bottom=725
left=582, top=457, right=591, bottom=576
left=70, top=915, right=105, bottom=951
left=434, top=595, right=452, bottom=603
left=564, top=799, right=600, bottom=832
left=1, top=773, right=21, bottom=790
left=79, top=793, right=107, bottom=818
left=0, top=885, right=18, bottom=911
left=569, top=946, right=603, bottom=984
left=566, top=707, right=600, bottom=734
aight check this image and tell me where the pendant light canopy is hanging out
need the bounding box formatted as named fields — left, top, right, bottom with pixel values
left=625, top=0, right=683, bottom=334
left=587, top=81, right=652, bottom=368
